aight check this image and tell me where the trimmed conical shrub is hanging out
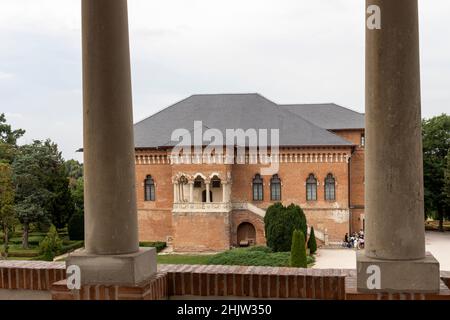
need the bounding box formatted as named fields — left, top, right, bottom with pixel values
left=307, top=226, right=317, bottom=254
left=290, top=229, right=307, bottom=268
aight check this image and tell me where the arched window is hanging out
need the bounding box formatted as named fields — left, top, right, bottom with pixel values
left=144, top=175, right=155, bottom=201
left=306, top=174, right=317, bottom=201
left=324, top=173, right=336, bottom=201
left=252, top=174, right=263, bottom=201
left=270, top=174, right=281, bottom=201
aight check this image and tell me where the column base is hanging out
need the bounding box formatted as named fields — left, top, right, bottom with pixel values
left=66, top=247, right=157, bottom=286
left=356, top=251, right=440, bottom=293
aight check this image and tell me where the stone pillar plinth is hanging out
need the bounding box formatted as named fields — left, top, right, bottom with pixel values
left=67, top=0, right=156, bottom=286
left=357, top=0, right=439, bottom=293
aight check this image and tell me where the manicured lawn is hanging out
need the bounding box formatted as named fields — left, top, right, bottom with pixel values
left=1, top=231, right=84, bottom=260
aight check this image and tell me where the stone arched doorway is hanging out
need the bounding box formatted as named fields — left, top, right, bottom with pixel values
left=237, top=222, right=256, bottom=247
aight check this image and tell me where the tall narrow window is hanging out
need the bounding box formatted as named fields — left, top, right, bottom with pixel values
left=361, top=133, right=365, bottom=147
left=324, top=173, right=336, bottom=201
left=252, top=174, right=263, bottom=201
left=270, top=174, right=281, bottom=201
left=144, top=175, right=155, bottom=201
left=306, top=174, right=317, bottom=201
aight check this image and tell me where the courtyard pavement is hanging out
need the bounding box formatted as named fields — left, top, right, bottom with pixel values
left=313, top=231, right=450, bottom=271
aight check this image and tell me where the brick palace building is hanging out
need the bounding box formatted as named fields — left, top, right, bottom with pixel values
left=133, top=93, right=365, bottom=252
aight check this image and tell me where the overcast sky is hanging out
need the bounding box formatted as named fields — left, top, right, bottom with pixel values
left=0, top=0, right=449, bottom=162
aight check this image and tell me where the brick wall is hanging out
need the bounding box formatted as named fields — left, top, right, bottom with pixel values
left=0, top=261, right=66, bottom=291
left=231, top=210, right=266, bottom=246
left=159, top=264, right=347, bottom=300
left=1, top=261, right=450, bottom=300
left=172, top=212, right=231, bottom=252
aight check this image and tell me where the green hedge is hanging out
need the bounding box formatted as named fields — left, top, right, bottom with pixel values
left=61, top=240, right=84, bottom=254
left=139, top=241, right=167, bottom=252
left=207, top=246, right=314, bottom=267
left=8, top=236, right=45, bottom=246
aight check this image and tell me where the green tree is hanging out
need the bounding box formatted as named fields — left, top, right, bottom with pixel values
left=290, top=230, right=307, bottom=268
left=0, top=113, right=25, bottom=163
left=444, top=149, right=450, bottom=214
left=422, top=114, right=450, bottom=231
left=307, top=226, right=317, bottom=254
left=39, top=224, right=63, bottom=261
left=12, top=140, right=69, bottom=248
left=46, top=166, right=75, bottom=229
left=68, top=213, right=84, bottom=241
left=264, top=203, right=307, bottom=252
left=0, top=163, right=16, bottom=258
left=65, top=159, right=83, bottom=185
left=71, top=177, right=84, bottom=216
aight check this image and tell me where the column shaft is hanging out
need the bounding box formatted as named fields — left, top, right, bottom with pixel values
left=82, top=0, right=138, bottom=255
left=206, top=182, right=211, bottom=203
left=189, top=183, right=194, bottom=203
left=365, top=0, right=424, bottom=260
left=222, top=183, right=227, bottom=203
left=173, top=183, right=179, bottom=202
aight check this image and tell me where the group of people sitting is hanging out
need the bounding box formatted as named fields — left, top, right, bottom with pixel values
left=343, top=230, right=364, bottom=249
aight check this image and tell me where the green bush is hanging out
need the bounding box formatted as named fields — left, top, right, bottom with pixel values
left=290, top=230, right=307, bottom=268
left=307, top=226, right=317, bottom=254
left=68, top=214, right=84, bottom=241
left=207, top=247, right=290, bottom=267
left=139, top=241, right=167, bottom=252
left=264, top=203, right=307, bottom=252
left=39, top=225, right=63, bottom=261
left=61, top=240, right=84, bottom=254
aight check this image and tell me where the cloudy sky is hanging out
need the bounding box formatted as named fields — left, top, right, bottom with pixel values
left=0, top=0, right=449, bottom=162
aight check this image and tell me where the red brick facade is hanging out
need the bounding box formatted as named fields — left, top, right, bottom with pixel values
left=135, top=129, right=365, bottom=251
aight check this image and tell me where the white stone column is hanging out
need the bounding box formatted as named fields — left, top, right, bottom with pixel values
left=222, top=182, right=227, bottom=203
left=206, top=181, right=211, bottom=203
left=67, top=0, right=156, bottom=286
left=189, top=182, right=194, bottom=203
left=173, top=182, right=179, bottom=203
left=357, top=0, right=439, bottom=293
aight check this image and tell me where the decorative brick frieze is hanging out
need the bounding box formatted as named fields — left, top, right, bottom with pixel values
left=51, top=272, right=168, bottom=300
left=1, top=261, right=450, bottom=300
left=158, top=264, right=347, bottom=300
left=0, top=260, right=65, bottom=291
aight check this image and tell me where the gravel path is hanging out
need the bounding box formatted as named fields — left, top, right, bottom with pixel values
left=313, top=231, right=450, bottom=271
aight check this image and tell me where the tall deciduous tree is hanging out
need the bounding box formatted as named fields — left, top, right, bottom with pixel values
left=0, top=113, right=25, bottom=163
left=444, top=149, right=450, bottom=218
left=422, top=114, right=450, bottom=231
left=12, top=140, right=73, bottom=247
left=0, top=163, right=16, bottom=258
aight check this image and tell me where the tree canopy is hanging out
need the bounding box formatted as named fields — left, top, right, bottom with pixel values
left=422, top=114, right=450, bottom=230
left=0, top=113, right=25, bottom=163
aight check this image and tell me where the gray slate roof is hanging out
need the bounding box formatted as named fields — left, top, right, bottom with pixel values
left=279, top=103, right=365, bottom=130
left=134, top=94, right=359, bottom=149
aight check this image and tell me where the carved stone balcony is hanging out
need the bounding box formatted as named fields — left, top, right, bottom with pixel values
left=172, top=202, right=233, bottom=213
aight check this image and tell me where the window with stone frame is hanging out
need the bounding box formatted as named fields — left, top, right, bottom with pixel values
left=252, top=174, right=263, bottom=201
left=306, top=174, right=317, bottom=201
left=324, top=173, right=336, bottom=201
left=211, top=176, right=221, bottom=188
left=144, top=175, right=155, bottom=201
left=270, top=174, right=281, bottom=201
